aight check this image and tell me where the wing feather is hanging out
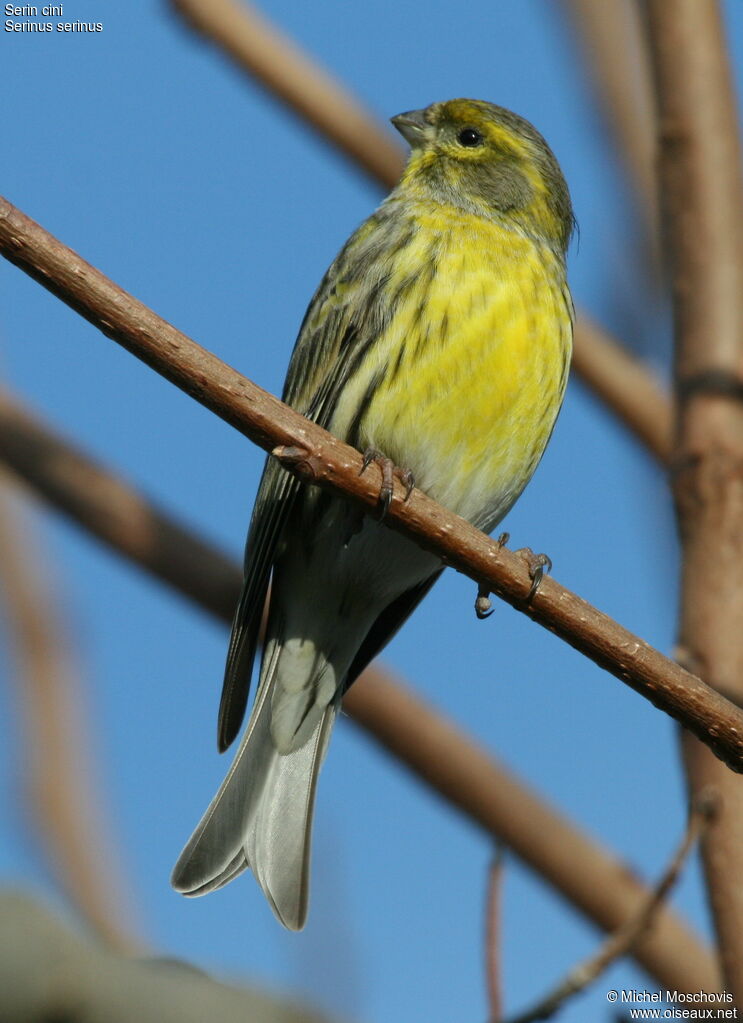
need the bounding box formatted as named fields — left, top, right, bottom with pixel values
left=217, top=207, right=406, bottom=749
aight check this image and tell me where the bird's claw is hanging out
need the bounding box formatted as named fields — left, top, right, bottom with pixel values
left=398, top=468, right=416, bottom=501
left=516, top=547, right=553, bottom=602
left=360, top=448, right=415, bottom=521
left=474, top=534, right=516, bottom=617
left=475, top=583, right=493, bottom=620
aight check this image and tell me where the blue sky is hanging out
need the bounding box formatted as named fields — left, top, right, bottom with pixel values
left=1, top=2, right=742, bottom=1021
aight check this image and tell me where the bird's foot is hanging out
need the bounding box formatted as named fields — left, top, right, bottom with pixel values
left=515, top=547, right=553, bottom=602
left=474, top=535, right=509, bottom=619
left=360, top=448, right=415, bottom=520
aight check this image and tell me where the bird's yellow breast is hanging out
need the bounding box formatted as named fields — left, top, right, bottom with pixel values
left=330, top=205, right=572, bottom=531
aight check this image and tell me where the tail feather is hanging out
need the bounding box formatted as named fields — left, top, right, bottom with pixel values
left=171, top=642, right=337, bottom=930
left=246, top=705, right=335, bottom=928
left=184, top=848, right=248, bottom=896
left=270, top=639, right=338, bottom=754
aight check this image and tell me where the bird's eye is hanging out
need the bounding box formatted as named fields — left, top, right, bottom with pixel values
left=457, top=127, right=483, bottom=148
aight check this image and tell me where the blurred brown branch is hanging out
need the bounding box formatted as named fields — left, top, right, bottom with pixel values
left=496, top=796, right=711, bottom=1023
left=563, top=0, right=658, bottom=238
left=170, top=0, right=403, bottom=188
left=0, top=891, right=335, bottom=1023
left=0, top=389, right=241, bottom=620
left=347, top=670, right=720, bottom=994
left=485, top=850, right=505, bottom=1023
left=0, top=472, right=141, bottom=952
left=573, top=313, right=670, bottom=461
left=0, top=391, right=719, bottom=993
left=169, top=0, right=672, bottom=464
left=647, top=0, right=743, bottom=1001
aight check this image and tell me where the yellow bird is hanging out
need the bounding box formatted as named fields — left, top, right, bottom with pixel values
left=172, top=99, right=574, bottom=929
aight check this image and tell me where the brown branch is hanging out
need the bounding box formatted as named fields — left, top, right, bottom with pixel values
left=647, top=0, right=743, bottom=1001
left=497, top=797, right=711, bottom=1023
left=0, top=393, right=720, bottom=994
left=168, top=0, right=673, bottom=463
left=169, top=0, right=404, bottom=189
left=0, top=472, right=142, bottom=952
left=0, top=195, right=741, bottom=770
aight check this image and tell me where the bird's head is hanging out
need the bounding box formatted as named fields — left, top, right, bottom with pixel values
left=392, top=98, right=574, bottom=255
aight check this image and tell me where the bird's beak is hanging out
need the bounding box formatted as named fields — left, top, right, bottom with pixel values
left=391, top=109, right=430, bottom=147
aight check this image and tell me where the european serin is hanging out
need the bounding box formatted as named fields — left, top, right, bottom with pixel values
left=172, top=98, right=574, bottom=929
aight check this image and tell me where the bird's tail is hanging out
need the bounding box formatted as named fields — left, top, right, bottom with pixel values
left=171, top=635, right=338, bottom=930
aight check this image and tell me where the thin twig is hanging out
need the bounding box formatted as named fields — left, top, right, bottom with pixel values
left=168, top=0, right=673, bottom=463
left=647, top=0, right=743, bottom=1001
left=0, top=471, right=142, bottom=952
left=0, top=394, right=720, bottom=994
left=0, top=195, right=740, bottom=770
left=496, top=797, right=712, bottom=1023
left=485, top=849, right=506, bottom=1023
